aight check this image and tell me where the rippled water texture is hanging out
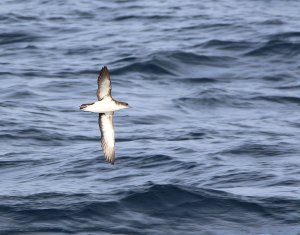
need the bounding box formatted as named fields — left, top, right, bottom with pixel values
left=1, top=0, right=300, bottom=234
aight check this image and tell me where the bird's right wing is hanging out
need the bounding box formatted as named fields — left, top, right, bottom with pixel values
left=97, top=66, right=112, bottom=100
left=98, top=112, right=115, bottom=164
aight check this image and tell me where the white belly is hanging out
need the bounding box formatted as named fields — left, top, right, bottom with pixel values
left=83, top=99, right=123, bottom=113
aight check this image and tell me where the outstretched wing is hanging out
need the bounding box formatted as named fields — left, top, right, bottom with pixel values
left=97, top=66, right=112, bottom=100
left=98, top=113, right=115, bottom=164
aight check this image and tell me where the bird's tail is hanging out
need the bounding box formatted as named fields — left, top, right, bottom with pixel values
left=80, top=102, right=94, bottom=110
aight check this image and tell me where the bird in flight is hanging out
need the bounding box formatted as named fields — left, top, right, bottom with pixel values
left=80, top=66, right=129, bottom=165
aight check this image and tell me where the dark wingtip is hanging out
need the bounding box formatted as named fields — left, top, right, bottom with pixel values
left=100, top=65, right=110, bottom=78
left=106, top=159, right=115, bottom=165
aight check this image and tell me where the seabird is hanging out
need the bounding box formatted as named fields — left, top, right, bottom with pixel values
left=80, top=66, right=129, bottom=165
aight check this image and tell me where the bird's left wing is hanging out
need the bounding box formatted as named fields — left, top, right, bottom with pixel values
left=97, top=66, right=112, bottom=100
left=98, top=112, right=115, bottom=164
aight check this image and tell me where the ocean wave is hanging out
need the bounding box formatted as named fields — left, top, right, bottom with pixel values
left=112, top=61, right=174, bottom=76
left=0, top=13, right=39, bottom=23
left=121, top=154, right=173, bottom=168
left=113, top=14, right=173, bottom=21
left=177, top=23, right=232, bottom=32
left=0, top=158, right=48, bottom=169
left=3, top=89, right=41, bottom=100
left=169, top=51, right=236, bottom=67
left=169, top=131, right=206, bottom=141
left=201, top=39, right=254, bottom=50
left=174, top=88, right=250, bottom=108
left=252, top=95, right=300, bottom=105
left=175, top=89, right=300, bottom=109
left=245, top=39, right=300, bottom=57
left=0, top=127, right=99, bottom=145
left=119, top=184, right=275, bottom=221
left=258, top=19, right=285, bottom=25
left=221, top=142, right=294, bottom=157
left=269, top=31, right=300, bottom=40
left=130, top=114, right=173, bottom=125
left=175, top=76, right=218, bottom=84
left=1, top=184, right=299, bottom=234
left=112, top=51, right=236, bottom=78
left=0, top=32, right=43, bottom=45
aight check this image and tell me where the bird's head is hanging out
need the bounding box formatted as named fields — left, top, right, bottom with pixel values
left=116, top=101, right=130, bottom=109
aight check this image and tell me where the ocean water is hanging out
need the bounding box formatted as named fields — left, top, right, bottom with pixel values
left=1, top=0, right=300, bottom=234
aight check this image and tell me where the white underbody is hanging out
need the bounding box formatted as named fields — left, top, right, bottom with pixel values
left=82, top=97, right=127, bottom=113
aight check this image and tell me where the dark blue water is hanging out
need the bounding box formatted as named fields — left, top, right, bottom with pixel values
left=1, top=0, right=300, bottom=234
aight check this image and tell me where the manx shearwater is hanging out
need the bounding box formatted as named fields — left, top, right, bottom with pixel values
left=80, top=66, right=129, bottom=164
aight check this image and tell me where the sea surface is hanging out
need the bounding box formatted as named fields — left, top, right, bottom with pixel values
left=1, top=0, right=300, bottom=234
